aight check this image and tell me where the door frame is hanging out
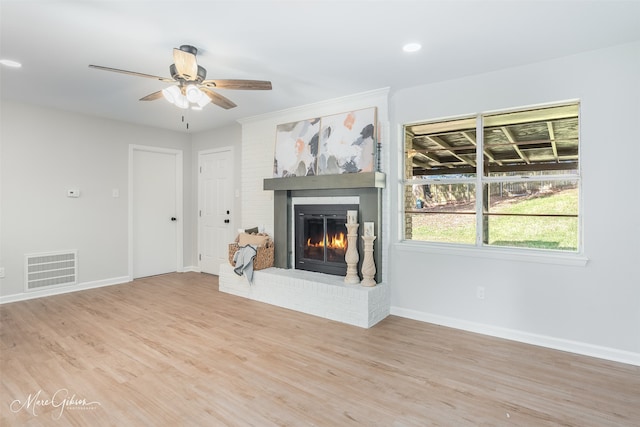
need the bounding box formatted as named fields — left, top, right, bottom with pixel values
left=197, top=146, right=235, bottom=273
left=128, top=144, right=184, bottom=280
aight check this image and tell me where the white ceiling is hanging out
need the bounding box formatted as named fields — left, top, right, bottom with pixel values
left=2, top=0, right=639, bottom=134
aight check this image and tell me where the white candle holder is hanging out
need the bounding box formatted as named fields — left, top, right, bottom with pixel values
left=361, top=235, right=377, bottom=287
left=347, top=210, right=358, bottom=224
left=364, top=221, right=374, bottom=237
left=344, top=223, right=360, bottom=284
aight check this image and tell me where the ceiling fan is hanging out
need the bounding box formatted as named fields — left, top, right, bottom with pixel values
left=89, top=45, right=272, bottom=110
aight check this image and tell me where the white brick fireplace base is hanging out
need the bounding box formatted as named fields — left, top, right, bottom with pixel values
left=218, top=263, right=390, bottom=328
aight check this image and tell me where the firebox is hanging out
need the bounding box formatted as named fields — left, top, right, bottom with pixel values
left=294, top=204, right=358, bottom=276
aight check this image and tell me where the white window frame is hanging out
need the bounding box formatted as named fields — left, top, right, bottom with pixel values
left=399, top=101, right=588, bottom=266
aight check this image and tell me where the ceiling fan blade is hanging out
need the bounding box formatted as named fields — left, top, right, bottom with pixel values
left=88, top=65, right=174, bottom=82
left=173, top=48, right=198, bottom=81
left=200, top=87, right=237, bottom=110
left=139, top=91, right=164, bottom=101
left=202, top=79, right=272, bottom=90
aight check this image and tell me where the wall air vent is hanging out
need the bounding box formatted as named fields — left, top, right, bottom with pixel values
left=25, top=250, right=77, bottom=291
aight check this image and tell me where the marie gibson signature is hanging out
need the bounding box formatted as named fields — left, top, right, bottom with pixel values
left=10, top=388, right=101, bottom=420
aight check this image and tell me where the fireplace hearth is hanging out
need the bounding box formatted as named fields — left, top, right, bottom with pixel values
left=294, top=204, right=358, bottom=276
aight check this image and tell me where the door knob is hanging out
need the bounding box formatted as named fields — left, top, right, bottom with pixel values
left=171, top=217, right=177, bottom=221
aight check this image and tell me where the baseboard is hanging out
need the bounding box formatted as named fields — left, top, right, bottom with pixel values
left=390, top=306, right=640, bottom=367
left=0, top=269, right=203, bottom=304
left=0, top=276, right=131, bottom=304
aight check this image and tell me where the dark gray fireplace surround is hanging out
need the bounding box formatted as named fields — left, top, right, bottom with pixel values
left=264, top=172, right=385, bottom=283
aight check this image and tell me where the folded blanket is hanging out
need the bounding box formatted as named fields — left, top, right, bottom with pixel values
left=233, top=244, right=258, bottom=284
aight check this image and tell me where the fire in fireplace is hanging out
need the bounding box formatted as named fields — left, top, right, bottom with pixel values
left=294, top=204, right=358, bottom=276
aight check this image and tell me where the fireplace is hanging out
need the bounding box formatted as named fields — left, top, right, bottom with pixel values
left=264, top=172, right=385, bottom=283
left=294, top=204, right=358, bottom=276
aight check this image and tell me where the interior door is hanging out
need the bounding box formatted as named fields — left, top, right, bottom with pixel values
left=132, top=148, right=180, bottom=278
left=199, top=148, right=233, bottom=275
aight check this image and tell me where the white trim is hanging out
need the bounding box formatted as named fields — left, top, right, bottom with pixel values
left=390, top=306, right=640, bottom=367
left=395, top=241, right=588, bottom=266
left=182, top=266, right=201, bottom=273
left=406, top=177, right=475, bottom=185
left=291, top=196, right=359, bottom=205
left=475, top=115, right=484, bottom=246
left=482, top=175, right=579, bottom=184
left=0, top=276, right=131, bottom=304
left=128, top=145, right=184, bottom=279
left=197, top=146, right=235, bottom=274
left=482, top=98, right=581, bottom=118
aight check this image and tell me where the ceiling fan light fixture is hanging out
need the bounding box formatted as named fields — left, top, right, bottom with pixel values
left=174, top=94, right=189, bottom=109
left=162, top=85, right=181, bottom=104
left=89, top=45, right=271, bottom=113
left=186, top=84, right=202, bottom=103
left=196, top=91, right=210, bottom=108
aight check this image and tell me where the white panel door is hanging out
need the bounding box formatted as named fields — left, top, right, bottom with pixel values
left=133, top=149, right=178, bottom=278
left=199, top=149, right=233, bottom=275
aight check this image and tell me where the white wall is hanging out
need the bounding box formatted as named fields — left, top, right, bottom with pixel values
left=0, top=102, right=192, bottom=299
left=389, top=41, right=640, bottom=363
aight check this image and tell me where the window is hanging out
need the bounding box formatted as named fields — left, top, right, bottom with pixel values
left=403, top=103, right=580, bottom=252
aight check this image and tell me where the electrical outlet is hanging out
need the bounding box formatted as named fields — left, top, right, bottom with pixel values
left=476, top=286, right=485, bottom=300
left=0, top=267, right=5, bottom=278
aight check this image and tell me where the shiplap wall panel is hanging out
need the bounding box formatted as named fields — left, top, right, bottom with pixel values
left=241, top=121, right=277, bottom=234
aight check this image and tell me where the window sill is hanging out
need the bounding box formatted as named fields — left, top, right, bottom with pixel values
left=395, top=241, right=589, bottom=267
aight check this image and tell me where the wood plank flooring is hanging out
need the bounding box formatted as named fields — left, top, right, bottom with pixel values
left=1, top=272, right=638, bottom=426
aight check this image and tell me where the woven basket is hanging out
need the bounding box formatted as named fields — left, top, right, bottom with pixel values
left=228, top=243, right=274, bottom=271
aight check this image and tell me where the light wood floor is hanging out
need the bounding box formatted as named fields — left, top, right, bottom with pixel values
left=1, top=273, right=638, bottom=426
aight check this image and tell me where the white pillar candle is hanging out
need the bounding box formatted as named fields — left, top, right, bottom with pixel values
left=347, top=210, right=358, bottom=224
left=364, top=222, right=374, bottom=237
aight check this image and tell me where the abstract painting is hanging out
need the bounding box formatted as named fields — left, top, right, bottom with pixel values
left=273, top=117, right=320, bottom=177
left=317, top=107, right=377, bottom=175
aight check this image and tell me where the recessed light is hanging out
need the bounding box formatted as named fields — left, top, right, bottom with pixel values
left=0, top=59, right=22, bottom=68
left=402, top=43, right=422, bottom=53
